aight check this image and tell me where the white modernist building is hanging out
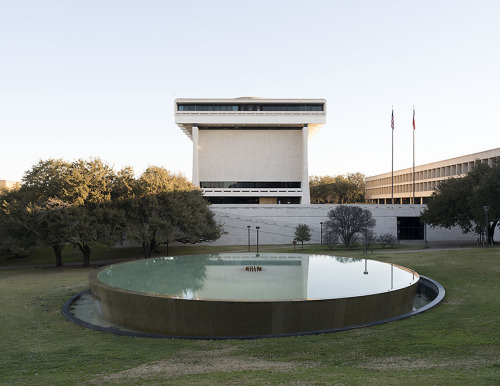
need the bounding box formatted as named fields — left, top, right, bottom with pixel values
left=175, top=97, right=326, bottom=204
left=173, top=97, right=482, bottom=247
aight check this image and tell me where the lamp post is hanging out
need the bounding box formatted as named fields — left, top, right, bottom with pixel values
left=256, top=226, right=260, bottom=254
left=484, top=206, right=490, bottom=248
left=247, top=225, right=251, bottom=252
left=320, top=222, right=324, bottom=247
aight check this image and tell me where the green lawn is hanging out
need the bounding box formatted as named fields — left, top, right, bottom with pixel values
left=1, top=246, right=499, bottom=384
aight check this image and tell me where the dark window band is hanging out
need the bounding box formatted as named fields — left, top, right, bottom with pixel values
left=178, top=104, right=323, bottom=112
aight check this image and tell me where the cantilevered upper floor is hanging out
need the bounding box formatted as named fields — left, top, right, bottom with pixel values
left=175, top=97, right=326, bottom=139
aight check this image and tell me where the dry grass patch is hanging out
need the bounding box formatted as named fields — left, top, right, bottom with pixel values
left=87, top=347, right=308, bottom=384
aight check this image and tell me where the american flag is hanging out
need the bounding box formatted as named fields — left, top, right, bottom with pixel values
left=391, top=109, right=394, bottom=130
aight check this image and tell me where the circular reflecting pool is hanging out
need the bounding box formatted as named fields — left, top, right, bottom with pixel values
left=82, top=253, right=423, bottom=338
left=97, top=253, right=418, bottom=301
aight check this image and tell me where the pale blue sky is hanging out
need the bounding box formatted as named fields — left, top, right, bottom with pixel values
left=1, top=0, right=499, bottom=181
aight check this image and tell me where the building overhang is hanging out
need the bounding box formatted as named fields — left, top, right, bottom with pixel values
left=175, top=98, right=326, bottom=139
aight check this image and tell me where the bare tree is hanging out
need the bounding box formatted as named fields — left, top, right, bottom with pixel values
left=325, top=206, right=376, bottom=247
left=323, top=230, right=339, bottom=250
left=379, top=233, right=397, bottom=248
left=361, top=229, right=377, bottom=254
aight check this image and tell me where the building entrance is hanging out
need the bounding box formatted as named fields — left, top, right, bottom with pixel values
left=397, top=217, right=424, bottom=240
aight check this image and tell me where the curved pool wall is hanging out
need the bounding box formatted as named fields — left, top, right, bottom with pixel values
left=88, top=254, right=420, bottom=338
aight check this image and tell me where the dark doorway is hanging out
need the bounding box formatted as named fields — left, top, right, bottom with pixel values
left=397, top=217, right=424, bottom=240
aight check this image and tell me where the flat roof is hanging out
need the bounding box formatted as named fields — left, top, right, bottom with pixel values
left=175, top=97, right=327, bottom=139
left=366, top=147, right=500, bottom=180
left=175, top=97, right=326, bottom=104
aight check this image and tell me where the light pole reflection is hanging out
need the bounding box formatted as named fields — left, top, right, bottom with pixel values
left=256, top=226, right=260, bottom=254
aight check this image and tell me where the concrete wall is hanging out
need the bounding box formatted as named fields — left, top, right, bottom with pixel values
left=209, top=204, right=478, bottom=246
left=198, top=129, right=302, bottom=181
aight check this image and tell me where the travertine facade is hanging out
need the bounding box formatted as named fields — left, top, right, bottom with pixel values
left=175, top=98, right=326, bottom=204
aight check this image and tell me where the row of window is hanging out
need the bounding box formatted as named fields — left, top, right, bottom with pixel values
left=178, top=104, right=323, bottom=112
left=200, top=181, right=301, bottom=189
left=366, top=158, right=499, bottom=188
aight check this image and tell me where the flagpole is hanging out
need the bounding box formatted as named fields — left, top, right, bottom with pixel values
left=412, top=106, right=415, bottom=205
left=391, top=107, right=394, bottom=205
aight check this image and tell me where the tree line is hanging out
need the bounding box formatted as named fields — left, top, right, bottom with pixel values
left=0, top=159, right=223, bottom=266
left=309, top=173, right=365, bottom=204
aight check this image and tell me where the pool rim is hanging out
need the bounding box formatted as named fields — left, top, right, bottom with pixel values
left=62, top=275, right=445, bottom=340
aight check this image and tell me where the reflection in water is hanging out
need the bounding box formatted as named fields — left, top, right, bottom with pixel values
left=100, top=255, right=210, bottom=297
left=98, top=253, right=419, bottom=301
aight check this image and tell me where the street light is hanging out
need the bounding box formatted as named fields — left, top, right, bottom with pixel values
left=256, top=226, right=260, bottom=254
left=484, top=206, right=490, bottom=248
left=247, top=225, right=251, bottom=252
left=320, top=222, right=324, bottom=247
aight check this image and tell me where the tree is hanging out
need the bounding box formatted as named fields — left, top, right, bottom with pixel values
left=310, top=175, right=337, bottom=204
left=325, top=206, right=376, bottom=247
left=309, top=173, right=366, bottom=204
left=20, top=159, right=74, bottom=203
left=379, top=233, right=397, bottom=248
left=27, top=198, right=72, bottom=267
left=123, top=168, right=222, bottom=258
left=171, top=190, right=224, bottom=245
left=136, top=166, right=195, bottom=196
left=294, top=224, right=311, bottom=249
left=111, top=166, right=136, bottom=200
left=19, top=158, right=126, bottom=266
left=472, top=163, right=500, bottom=243
left=360, top=229, right=377, bottom=254
left=124, top=193, right=176, bottom=258
left=0, top=189, right=38, bottom=257
left=1, top=159, right=222, bottom=265
left=324, top=230, right=339, bottom=250
left=346, top=172, right=366, bottom=203
left=67, top=203, right=125, bottom=267
left=421, top=161, right=500, bottom=244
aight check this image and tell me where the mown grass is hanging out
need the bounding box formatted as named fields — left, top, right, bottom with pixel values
left=1, top=246, right=499, bottom=384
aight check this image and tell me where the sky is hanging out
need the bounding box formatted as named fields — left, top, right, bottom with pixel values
left=1, top=0, right=499, bottom=182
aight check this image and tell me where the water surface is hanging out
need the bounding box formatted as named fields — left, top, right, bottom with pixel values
left=98, top=253, right=418, bottom=301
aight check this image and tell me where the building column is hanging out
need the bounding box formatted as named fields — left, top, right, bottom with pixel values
left=192, top=125, right=199, bottom=188
left=301, top=125, right=310, bottom=204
